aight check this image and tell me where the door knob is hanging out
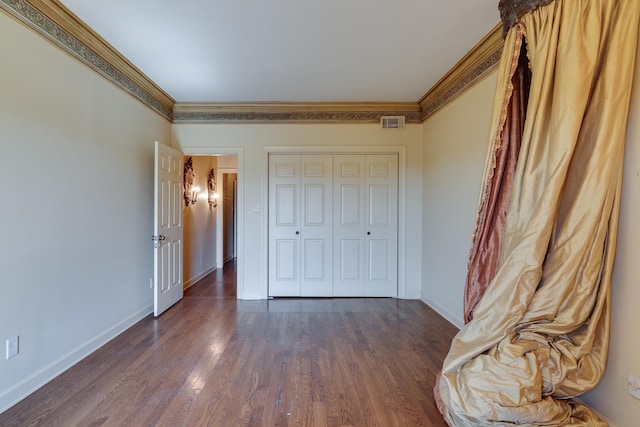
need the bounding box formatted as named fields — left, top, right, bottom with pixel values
left=367, top=231, right=371, bottom=235
left=296, top=231, right=300, bottom=235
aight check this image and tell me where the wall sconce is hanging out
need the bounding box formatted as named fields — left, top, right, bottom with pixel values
left=191, top=186, right=201, bottom=204
left=184, top=157, right=198, bottom=206
left=208, top=169, right=219, bottom=209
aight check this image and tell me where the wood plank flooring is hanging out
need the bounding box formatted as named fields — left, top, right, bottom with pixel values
left=0, top=260, right=458, bottom=426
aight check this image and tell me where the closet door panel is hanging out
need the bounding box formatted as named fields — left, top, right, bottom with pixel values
left=333, top=155, right=366, bottom=296
left=303, top=239, right=325, bottom=279
left=365, top=155, right=398, bottom=297
left=275, top=239, right=298, bottom=280
left=300, top=155, right=333, bottom=296
left=269, top=155, right=301, bottom=296
left=340, top=239, right=362, bottom=279
left=275, top=184, right=297, bottom=225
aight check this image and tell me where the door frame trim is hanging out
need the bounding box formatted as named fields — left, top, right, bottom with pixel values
left=264, top=145, right=407, bottom=298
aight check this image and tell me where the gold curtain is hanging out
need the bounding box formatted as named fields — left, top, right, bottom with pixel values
left=464, top=39, right=530, bottom=324
left=438, top=0, right=640, bottom=425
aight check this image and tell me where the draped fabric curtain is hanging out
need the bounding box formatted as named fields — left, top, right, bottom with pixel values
left=437, top=0, right=640, bottom=425
left=463, top=40, right=530, bottom=324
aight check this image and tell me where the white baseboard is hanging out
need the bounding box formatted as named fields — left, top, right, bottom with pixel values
left=183, top=265, right=216, bottom=290
left=238, top=292, right=263, bottom=300
left=421, top=297, right=464, bottom=329
left=0, top=304, right=153, bottom=414
left=400, top=290, right=421, bottom=299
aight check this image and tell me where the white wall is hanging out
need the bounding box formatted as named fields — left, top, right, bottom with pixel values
left=217, top=155, right=238, bottom=169
left=183, top=156, right=218, bottom=288
left=0, top=12, right=171, bottom=412
left=421, top=73, right=497, bottom=327
left=421, top=57, right=640, bottom=425
left=172, top=123, right=424, bottom=300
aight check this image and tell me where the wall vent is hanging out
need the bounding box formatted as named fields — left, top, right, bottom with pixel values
left=380, top=116, right=405, bottom=129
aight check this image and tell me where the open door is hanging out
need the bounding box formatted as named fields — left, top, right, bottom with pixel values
left=153, top=141, right=184, bottom=316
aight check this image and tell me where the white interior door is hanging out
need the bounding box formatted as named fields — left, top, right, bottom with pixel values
left=334, top=154, right=398, bottom=297
left=269, top=155, right=301, bottom=296
left=269, top=154, right=333, bottom=296
left=333, top=155, right=366, bottom=296
left=364, top=154, right=398, bottom=296
left=153, top=141, right=184, bottom=316
left=269, top=153, right=397, bottom=298
left=300, top=155, right=333, bottom=296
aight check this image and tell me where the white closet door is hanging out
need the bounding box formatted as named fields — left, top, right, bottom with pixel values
left=333, top=154, right=398, bottom=297
left=269, top=154, right=333, bottom=297
left=300, top=155, right=333, bottom=296
left=365, top=154, right=398, bottom=297
left=333, top=155, right=366, bottom=296
left=269, top=155, right=301, bottom=296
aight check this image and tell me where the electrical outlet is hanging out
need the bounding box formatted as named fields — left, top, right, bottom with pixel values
left=629, top=374, right=640, bottom=400
left=6, top=336, right=18, bottom=359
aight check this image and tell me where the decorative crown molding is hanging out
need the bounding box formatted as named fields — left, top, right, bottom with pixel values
left=418, top=23, right=504, bottom=121
left=0, top=0, right=174, bottom=120
left=3, top=0, right=504, bottom=124
left=173, top=102, right=422, bottom=123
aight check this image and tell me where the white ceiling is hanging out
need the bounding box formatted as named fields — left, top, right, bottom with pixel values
left=59, top=0, right=500, bottom=103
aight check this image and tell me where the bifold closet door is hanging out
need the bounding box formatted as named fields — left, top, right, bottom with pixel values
left=268, top=154, right=333, bottom=297
left=333, top=154, right=398, bottom=297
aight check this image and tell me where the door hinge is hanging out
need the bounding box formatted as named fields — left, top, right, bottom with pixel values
left=151, top=235, right=165, bottom=248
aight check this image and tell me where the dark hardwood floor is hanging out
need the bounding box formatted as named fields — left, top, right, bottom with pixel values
left=1, top=260, right=457, bottom=426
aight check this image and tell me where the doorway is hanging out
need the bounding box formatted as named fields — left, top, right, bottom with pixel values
left=183, top=155, right=238, bottom=293
left=217, top=169, right=238, bottom=267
